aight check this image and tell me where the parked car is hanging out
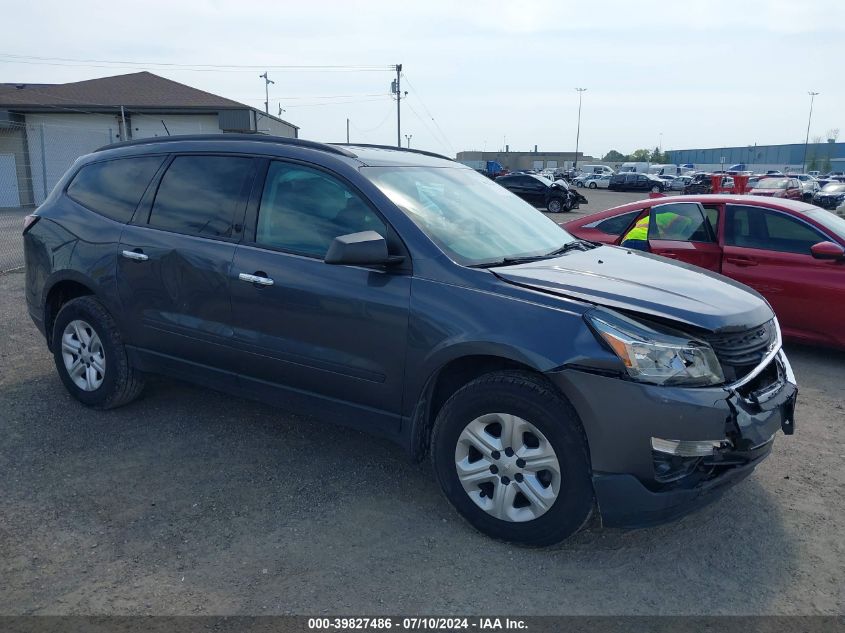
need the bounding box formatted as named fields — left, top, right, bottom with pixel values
left=812, top=182, right=845, bottom=210
left=563, top=194, right=845, bottom=348
left=749, top=177, right=802, bottom=200
left=670, top=175, right=693, bottom=191
left=23, top=135, right=797, bottom=546
left=583, top=174, right=611, bottom=189
left=787, top=174, right=820, bottom=201
left=683, top=173, right=735, bottom=195
left=608, top=172, right=666, bottom=192
left=496, top=173, right=586, bottom=212
left=656, top=175, right=676, bottom=187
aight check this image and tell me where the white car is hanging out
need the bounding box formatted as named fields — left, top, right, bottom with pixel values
left=582, top=174, right=610, bottom=189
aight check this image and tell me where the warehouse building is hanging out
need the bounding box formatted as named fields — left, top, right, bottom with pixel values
left=666, top=142, right=845, bottom=173
left=456, top=149, right=598, bottom=172
left=0, top=72, right=299, bottom=207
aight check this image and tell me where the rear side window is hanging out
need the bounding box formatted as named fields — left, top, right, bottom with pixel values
left=148, top=155, right=254, bottom=238
left=587, top=210, right=642, bottom=236
left=66, top=156, right=164, bottom=222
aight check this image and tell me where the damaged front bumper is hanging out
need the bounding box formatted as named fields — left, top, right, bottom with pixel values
left=549, top=350, right=797, bottom=528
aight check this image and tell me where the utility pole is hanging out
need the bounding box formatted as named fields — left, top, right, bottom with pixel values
left=391, top=64, right=405, bottom=148
left=346, top=118, right=350, bottom=143
left=260, top=72, right=275, bottom=115
left=803, top=91, right=819, bottom=173
left=405, top=134, right=413, bottom=148
left=574, top=88, right=587, bottom=170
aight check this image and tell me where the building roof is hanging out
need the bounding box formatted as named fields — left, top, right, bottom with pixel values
left=0, top=71, right=249, bottom=110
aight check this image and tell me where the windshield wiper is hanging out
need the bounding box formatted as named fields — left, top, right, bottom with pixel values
left=471, top=240, right=598, bottom=268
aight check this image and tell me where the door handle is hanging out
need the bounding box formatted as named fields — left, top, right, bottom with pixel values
left=238, top=272, right=274, bottom=287
left=725, top=256, right=757, bottom=267
left=659, top=251, right=679, bottom=259
left=121, top=249, right=149, bottom=262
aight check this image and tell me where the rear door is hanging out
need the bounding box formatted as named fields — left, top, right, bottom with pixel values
left=228, top=159, right=411, bottom=433
left=117, top=154, right=256, bottom=368
left=646, top=201, right=722, bottom=272
left=722, top=203, right=843, bottom=344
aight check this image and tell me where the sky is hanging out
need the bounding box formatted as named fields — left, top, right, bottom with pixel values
left=1, top=0, right=843, bottom=159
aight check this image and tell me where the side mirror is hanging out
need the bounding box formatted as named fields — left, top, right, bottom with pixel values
left=810, top=241, right=845, bottom=260
left=324, top=231, right=403, bottom=266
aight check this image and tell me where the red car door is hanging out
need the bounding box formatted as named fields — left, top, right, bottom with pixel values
left=722, top=203, right=845, bottom=346
left=646, top=201, right=722, bottom=272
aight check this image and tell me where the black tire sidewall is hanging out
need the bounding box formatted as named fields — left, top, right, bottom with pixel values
left=52, top=298, right=122, bottom=407
left=432, top=375, right=594, bottom=545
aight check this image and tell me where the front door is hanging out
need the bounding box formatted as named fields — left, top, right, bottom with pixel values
left=646, top=201, right=722, bottom=272
left=117, top=154, right=256, bottom=368
left=722, top=204, right=845, bottom=344
left=228, top=159, right=411, bottom=433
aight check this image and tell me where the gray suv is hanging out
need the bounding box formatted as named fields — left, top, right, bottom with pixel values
left=23, top=135, right=797, bottom=545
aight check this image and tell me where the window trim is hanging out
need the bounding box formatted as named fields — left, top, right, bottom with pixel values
left=242, top=157, right=410, bottom=266
left=64, top=154, right=168, bottom=224
left=725, top=203, right=834, bottom=255
left=140, top=152, right=258, bottom=244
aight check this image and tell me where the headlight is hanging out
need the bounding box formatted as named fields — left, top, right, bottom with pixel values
left=587, top=310, right=724, bottom=387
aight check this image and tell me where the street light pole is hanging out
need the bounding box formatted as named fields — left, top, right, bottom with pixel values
left=574, top=88, right=587, bottom=171
left=405, top=134, right=413, bottom=148
left=803, top=91, right=819, bottom=172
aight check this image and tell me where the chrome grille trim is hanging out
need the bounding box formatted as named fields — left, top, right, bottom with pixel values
left=725, top=318, right=783, bottom=390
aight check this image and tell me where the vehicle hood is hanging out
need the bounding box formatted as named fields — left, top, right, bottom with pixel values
left=492, top=245, right=773, bottom=332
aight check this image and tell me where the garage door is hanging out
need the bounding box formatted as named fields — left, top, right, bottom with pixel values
left=0, top=154, right=21, bottom=207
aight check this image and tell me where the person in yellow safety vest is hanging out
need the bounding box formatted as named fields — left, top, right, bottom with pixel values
left=621, top=208, right=693, bottom=251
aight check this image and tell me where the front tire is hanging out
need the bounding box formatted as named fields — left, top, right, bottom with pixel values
left=52, top=296, right=145, bottom=409
left=431, top=371, right=594, bottom=546
left=547, top=197, right=563, bottom=213
left=589, top=182, right=597, bottom=189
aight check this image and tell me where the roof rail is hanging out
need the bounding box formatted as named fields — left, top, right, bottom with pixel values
left=332, top=143, right=453, bottom=162
left=94, top=133, right=357, bottom=157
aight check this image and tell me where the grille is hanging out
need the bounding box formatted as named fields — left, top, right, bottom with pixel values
left=704, top=320, right=777, bottom=382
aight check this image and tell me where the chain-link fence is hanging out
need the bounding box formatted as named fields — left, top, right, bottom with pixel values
left=1, top=120, right=114, bottom=271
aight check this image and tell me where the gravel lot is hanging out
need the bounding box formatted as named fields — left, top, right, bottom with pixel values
left=1, top=188, right=843, bottom=615
left=0, top=207, right=28, bottom=272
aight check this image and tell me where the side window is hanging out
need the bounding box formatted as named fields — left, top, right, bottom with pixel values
left=66, top=156, right=164, bottom=222
left=649, top=202, right=713, bottom=242
left=149, top=155, right=254, bottom=238
left=726, top=205, right=826, bottom=254
left=256, top=161, right=387, bottom=258
left=625, top=174, right=637, bottom=184
left=588, top=210, right=642, bottom=236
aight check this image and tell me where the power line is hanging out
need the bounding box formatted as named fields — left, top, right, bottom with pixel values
left=400, top=74, right=454, bottom=154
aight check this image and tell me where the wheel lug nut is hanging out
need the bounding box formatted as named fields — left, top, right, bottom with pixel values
left=504, top=447, right=514, bottom=457
left=516, top=458, right=526, bottom=468
left=500, top=476, right=510, bottom=485
left=514, top=473, right=524, bottom=483
left=491, top=450, right=500, bottom=460
left=489, top=465, right=498, bottom=474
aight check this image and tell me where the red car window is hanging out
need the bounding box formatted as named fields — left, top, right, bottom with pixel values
left=725, top=204, right=826, bottom=255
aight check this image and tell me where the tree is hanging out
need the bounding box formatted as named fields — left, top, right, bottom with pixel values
left=629, top=148, right=651, bottom=162
left=602, top=149, right=626, bottom=162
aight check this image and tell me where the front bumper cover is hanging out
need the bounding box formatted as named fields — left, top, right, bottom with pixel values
left=548, top=350, right=797, bottom=528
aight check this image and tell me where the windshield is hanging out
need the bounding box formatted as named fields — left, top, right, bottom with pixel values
left=804, top=209, right=845, bottom=240
left=821, top=183, right=845, bottom=193
left=361, top=166, right=574, bottom=266
left=757, top=178, right=788, bottom=189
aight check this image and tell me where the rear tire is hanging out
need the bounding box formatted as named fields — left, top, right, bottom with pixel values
left=431, top=371, right=594, bottom=546
left=52, top=296, right=145, bottom=409
left=589, top=182, right=597, bottom=189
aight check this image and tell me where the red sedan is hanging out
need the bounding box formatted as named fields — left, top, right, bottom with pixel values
left=748, top=176, right=802, bottom=200
left=563, top=195, right=845, bottom=349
